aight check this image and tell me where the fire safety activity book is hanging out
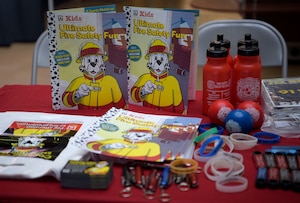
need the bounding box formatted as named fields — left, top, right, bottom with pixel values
left=47, top=5, right=128, bottom=110
left=124, top=6, right=198, bottom=115
left=71, top=107, right=202, bottom=163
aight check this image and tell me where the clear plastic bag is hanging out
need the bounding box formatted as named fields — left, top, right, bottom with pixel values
left=261, top=113, right=300, bottom=138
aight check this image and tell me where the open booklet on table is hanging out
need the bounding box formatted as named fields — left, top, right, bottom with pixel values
left=71, top=107, right=202, bottom=163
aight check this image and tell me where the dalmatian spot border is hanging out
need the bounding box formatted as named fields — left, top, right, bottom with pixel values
left=124, top=6, right=132, bottom=101
left=47, top=11, right=61, bottom=110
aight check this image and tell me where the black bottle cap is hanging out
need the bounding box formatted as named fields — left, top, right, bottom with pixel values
left=238, top=33, right=259, bottom=47
left=210, top=33, right=231, bottom=49
left=207, top=41, right=228, bottom=58
left=237, top=40, right=259, bottom=56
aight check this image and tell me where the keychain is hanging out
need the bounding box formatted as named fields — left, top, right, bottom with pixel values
left=119, top=166, right=133, bottom=198
left=187, top=173, right=199, bottom=188
left=159, top=166, right=172, bottom=202
left=134, top=165, right=145, bottom=189
left=143, top=169, right=160, bottom=200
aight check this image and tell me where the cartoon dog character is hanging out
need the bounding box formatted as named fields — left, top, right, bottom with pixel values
left=17, top=136, right=46, bottom=148
left=62, top=41, right=125, bottom=109
left=122, top=128, right=153, bottom=144
left=131, top=38, right=184, bottom=114
left=86, top=128, right=160, bottom=161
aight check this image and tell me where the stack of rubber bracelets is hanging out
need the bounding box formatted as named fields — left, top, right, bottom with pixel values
left=193, top=123, right=261, bottom=193
left=193, top=123, right=300, bottom=193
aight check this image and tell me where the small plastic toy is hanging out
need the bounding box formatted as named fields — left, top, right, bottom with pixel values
left=237, top=101, right=264, bottom=128
left=208, top=99, right=234, bottom=125
left=224, top=109, right=253, bottom=133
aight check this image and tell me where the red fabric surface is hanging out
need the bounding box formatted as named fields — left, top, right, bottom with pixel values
left=0, top=85, right=299, bottom=203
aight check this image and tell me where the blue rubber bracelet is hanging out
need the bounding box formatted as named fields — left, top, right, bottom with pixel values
left=198, top=123, right=224, bottom=135
left=199, top=135, right=224, bottom=157
left=253, top=132, right=280, bottom=144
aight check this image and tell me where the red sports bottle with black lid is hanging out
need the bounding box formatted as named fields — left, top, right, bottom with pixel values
left=231, top=40, right=262, bottom=107
left=234, top=33, right=260, bottom=64
left=210, top=33, right=233, bottom=68
left=202, top=42, right=231, bottom=115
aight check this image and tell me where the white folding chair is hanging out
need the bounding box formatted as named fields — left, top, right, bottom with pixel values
left=31, top=30, right=49, bottom=85
left=197, top=19, right=288, bottom=78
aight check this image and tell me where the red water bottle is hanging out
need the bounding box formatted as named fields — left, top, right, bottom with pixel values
left=231, top=41, right=262, bottom=107
left=210, top=33, right=233, bottom=68
left=202, top=42, right=231, bottom=115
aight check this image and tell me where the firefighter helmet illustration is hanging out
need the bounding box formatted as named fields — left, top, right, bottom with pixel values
left=145, top=38, right=173, bottom=61
left=76, top=41, right=108, bottom=63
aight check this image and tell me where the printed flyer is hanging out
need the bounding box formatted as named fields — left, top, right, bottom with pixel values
left=1, top=121, right=82, bottom=161
left=0, top=111, right=97, bottom=179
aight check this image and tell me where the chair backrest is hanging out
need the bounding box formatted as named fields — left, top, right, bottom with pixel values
left=197, top=19, right=288, bottom=78
left=31, top=30, right=49, bottom=85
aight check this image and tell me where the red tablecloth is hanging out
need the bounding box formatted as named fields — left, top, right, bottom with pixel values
left=0, top=85, right=299, bottom=203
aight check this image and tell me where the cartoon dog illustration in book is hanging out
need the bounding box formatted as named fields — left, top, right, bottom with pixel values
left=86, top=128, right=161, bottom=161
left=62, top=41, right=125, bottom=109
left=130, top=38, right=184, bottom=114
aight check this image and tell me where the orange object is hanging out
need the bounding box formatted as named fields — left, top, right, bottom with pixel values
left=202, top=42, right=231, bottom=115
left=231, top=41, right=262, bottom=107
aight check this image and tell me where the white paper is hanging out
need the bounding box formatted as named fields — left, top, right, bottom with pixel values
left=0, top=111, right=97, bottom=180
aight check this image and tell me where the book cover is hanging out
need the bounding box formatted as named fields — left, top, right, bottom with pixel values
left=72, top=107, right=202, bottom=163
left=262, top=77, right=300, bottom=108
left=164, top=8, right=200, bottom=101
left=124, top=6, right=196, bottom=115
left=0, top=112, right=97, bottom=179
left=47, top=5, right=128, bottom=110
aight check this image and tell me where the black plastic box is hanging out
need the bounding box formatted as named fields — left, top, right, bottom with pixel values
left=61, top=160, right=113, bottom=189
